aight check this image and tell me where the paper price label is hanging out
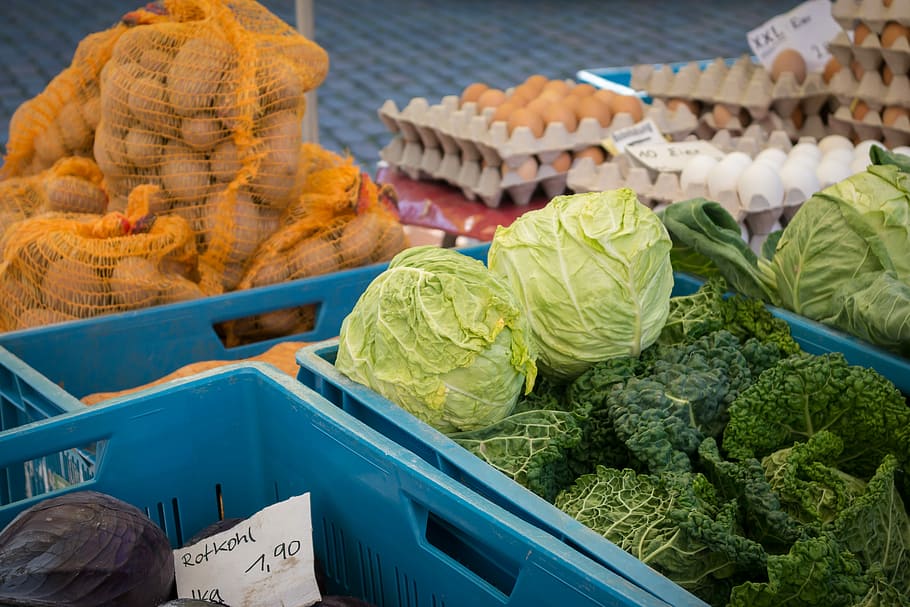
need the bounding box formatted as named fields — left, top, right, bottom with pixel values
left=747, top=0, right=842, bottom=72
left=174, top=493, right=321, bottom=607
left=626, top=140, right=725, bottom=173
left=603, top=118, right=666, bottom=156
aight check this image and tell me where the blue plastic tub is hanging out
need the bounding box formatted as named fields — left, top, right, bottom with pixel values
left=0, top=363, right=670, bottom=607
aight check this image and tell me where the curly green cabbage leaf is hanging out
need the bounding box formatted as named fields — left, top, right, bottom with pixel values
left=723, top=353, right=910, bottom=480
left=555, top=466, right=756, bottom=605
left=336, top=245, right=537, bottom=433
left=488, top=188, right=673, bottom=380
left=761, top=431, right=868, bottom=526
left=832, top=455, right=910, bottom=599
left=727, top=535, right=869, bottom=607
left=450, top=408, right=582, bottom=502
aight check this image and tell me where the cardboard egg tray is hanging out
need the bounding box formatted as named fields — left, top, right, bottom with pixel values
left=628, top=55, right=833, bottom=130
left=831, top=0, right=910, bottom=34
left=566, top=126, right=804, bottom=249
left=827, top=31, right=910, bottom=88
left=377, top=93, right=699, bottom=208
left=828, top=103, right=910, bottom=147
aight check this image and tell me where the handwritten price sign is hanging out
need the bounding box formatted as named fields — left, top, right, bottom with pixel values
left=174, top=493, right=321, bottom=607
left=746, top=0, right=842, bottom=72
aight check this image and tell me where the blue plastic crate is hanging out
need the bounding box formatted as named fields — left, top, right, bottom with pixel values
left=0, top=244, right=491, bottom=403
left=0, top=363, right=670, bottom=607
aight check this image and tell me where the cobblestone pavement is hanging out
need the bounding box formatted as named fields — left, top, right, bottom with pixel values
left=0, top=0, right=799, bottom=170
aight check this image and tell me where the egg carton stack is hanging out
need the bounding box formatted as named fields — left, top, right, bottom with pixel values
left=377, top=92, right=697, bottom=208
left=827, top=0, right=910, bottom=147
left=568, top=130, right=906, bottom=255
left=628, top=55, right=833, bottom=142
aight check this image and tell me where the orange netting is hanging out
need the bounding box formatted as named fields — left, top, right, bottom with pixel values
left=220, top=144, right=409, bottom=345
left=91, top=0, right=329, bottom=292
left=0, top=157, right=109, bottom=235
left=0, top=184, right=201, bottom=331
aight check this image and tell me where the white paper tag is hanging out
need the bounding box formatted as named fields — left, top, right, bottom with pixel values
left=747, top=0, right=842, bottom=72
left=174, top=493, right=321, bottom=607
left=603, top=118, right=666, bottom=155
left=626, top=140, right=725, bottom=173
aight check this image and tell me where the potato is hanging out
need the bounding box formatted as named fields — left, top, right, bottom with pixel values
left=244, top=255, right=290, bottom=289
left=181, top=114, right=225, bottom=151
left=167, top=37, right=234, bottom=116
left=160, top=275, right=205, bottom=303
left=203, top=191, right=280, bottom=262
left=93, top=124, right=128, bottom=175
left=257, top=58, right=304, bottom=113
left=336, top=212, right=383, bottom=268
left=372, top=221, right=408, bottom=262
left=160, top=141, right=212, bottom=202
left=248, top=109, right=303, bottom=205
left=138, top=47, right=172, bottom=73
left=109, top=256, right=161, bottom=309
left=57, top=101, right=92, bottom=153
left=128, top=74, right=172, bottom=131
left=213, top=80, right=259, bottom=132
left=287, top=236, right=340, bottom=280
left=124, top=128, right=164, bottom=168
left=255, top=307, right=302, bottom=337
left=79, top=95, right=102, bottom=131
left=33, top=122, right=67, bottom=168
left=45, top=176, right=108, bottom=214
left=210, top=139, right=243, bottom=182
left=42, top=257, right=109, bottom=317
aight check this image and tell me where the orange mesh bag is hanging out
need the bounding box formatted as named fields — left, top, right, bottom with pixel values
left=0, top=5, right=165, bottom=179
left=0, top=184, right=202, bottom=332
left=219, top=145, right=409, bottom=346
left=92, top=0, right=329, bottom=293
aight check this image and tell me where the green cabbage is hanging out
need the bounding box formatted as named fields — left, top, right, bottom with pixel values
left=335, top=245, right=537, bottom=433
left=488, top=189, right=674, bottom=380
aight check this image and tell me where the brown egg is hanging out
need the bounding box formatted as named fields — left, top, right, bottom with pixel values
left=540, top=102, right=579, bottom=132
left=507, top=107, right=546, bottom=137
left=525, top=96, right=552, bottom=116
left=883, top=105, right=909, bottom=126
left=574, top=146, right=606, bottom=164
left=523, top=74, right=549, bottom=93
left=551, top=151, right=572, bottom=172
left=771, top=48, right=807, bottom=84
left=851, top=60, right=865, bottom=81
left=502, top=156, right=539, bottom=181
left=667, top=97, right=700, bottom=116
left=534, top=89, right=566, bottom=106
left=509, top=85, right=536, bottom=107
left=883, top=64, right=894, bottom=86
left=610, top=95, right=644, bottom=122
left=541, top=79, right=571, bottom=97
left=569, top=83, right=597, bottom=97
left=491, top=102, right=518, bottom=123
left=460, top=82, right=489, bottom=105
left=853, top=100, right=871, bottom=121
left=885, top=0, right=893, bottom=5
left=560, top=94, right=581, bottom=114
left=881, top=21, right=910, bottom=48
left=575, top=96, right=613, bottom=127
left=593, top=89, right=616, bottom=106
left=476, top=88, right=507, bottom=110
left=823, top=56, right=842, bottom=84
left=854, top=22, right=872, bottom=46
left=713, top=104, right=736, bottom=127
left=791, top=106, right=805, bottom=129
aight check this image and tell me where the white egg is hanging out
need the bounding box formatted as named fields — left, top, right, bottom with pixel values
left=780, top=160, right=820, bottom=204
left=788, top=142, right=822, bottom=164
left=850, top=155, right=871, bottom=175
left=817, top=134, right=854, bottom=155
left=680, top=154, right=720, bottom=191
left=707, top=153, right=752, bottom=198
left=852, top=139, right=886, bottom=162
left=892, top=146, right=910, bottom=157
left=817, top=157, right=854, bottom=188
left=754, top=147, right=788, bottom=169
left=821, top=147, right=854, bottom=167
left=737, top=161, right=784, bottom=211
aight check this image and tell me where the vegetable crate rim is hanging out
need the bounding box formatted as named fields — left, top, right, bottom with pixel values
left=0, top=362, right=672, bottom=607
